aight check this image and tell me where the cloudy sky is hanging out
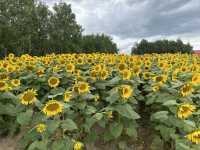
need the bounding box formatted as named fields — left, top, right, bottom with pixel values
left=43, top=0, right=200, bottom=53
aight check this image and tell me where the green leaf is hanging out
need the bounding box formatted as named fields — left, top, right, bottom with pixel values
left=118, top=141, right=127, bottom=150
left=126, top=126, right=137, bottom=138
left=109, top=122, right=123, bottom=138
left=0, top=92, right=18, bottom=101
left=106, top=88, right=120, bottom=104
left=108, top=76, right=121, bottom=85
left=95, top=81, right=107, bottom=89
left=47, top=120, right=60, bottom=134
left=150, top=136, right=164, bottom=150
left=163, top=100, right=178, bottom=106
left=28, top=141, right=47, bottom=150
left=176, top=143, right=191, bottom=150
left=84, top=118, right=96, bottom=132
left=93, top=113, right=103, bottom=121
left=0, top=103, right=17, bottom=116
left=17, top=109, right=33, bottom=125
left=51, top=140, right=66, bottom=150
left=115, top=104, right=140, bottom=119
left=85, top=106, right=97, bottom=115
left=61, top=119, right=77, bottom=131
left=151, top=111, right=168, bottom=121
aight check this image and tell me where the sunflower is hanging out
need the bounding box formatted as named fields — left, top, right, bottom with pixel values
left=0, top=80, right=9, bottom=91
left=94, top=95, right=100, bottom=102
left=8, top=53, right=15, bottom=59
left=143, top=72, right=152, bottom=80
left=153, top=75, right=167, bottom=84
left=73, top=141, right=84, bottom=150
left=191, top=73, right=200, bottom=85
left=20, top=89, right=37, bottom=105
left=77, top=82, right=90, bottom=94
left=106, top=111, right=113, bottom=119
left=118, top=63, right=127, bottom=72
left=64, top=91, right=72, bottom=102
left=48, top=77, right=60, bottom=88
left=120, top=85, right=133, bottom=99
left=152, top=84, right=160, bottom=92
left=90, top=70, right=97, bottom=80
left=177, top=103, right=196, bottom=119
left=100, top=69, right=109, bottom=80
left=6, top=65, right=15, bottom=73
left=180, top=83, right=194, bottom=97
left=0, top=72, right=9, bottom=80
left=171, top=72, right=177, bottom=81
left=186, top=130, right=200, bottom=144
left=36, top=123, right=46, bottom=133
left=11, top=79, right=21, bottom=87
left=76, top=57, right=84, bottom=65
left=42, top=100, right=64, bottom=117
left=121, top=69, right=132, bottom=80
left=93, top=64, right=102, bottom=72
left=66, top=63, right=75, bottom=73
left=36, top=68, right=45, bottom=77
left=133, top=66, right=141, bottom=77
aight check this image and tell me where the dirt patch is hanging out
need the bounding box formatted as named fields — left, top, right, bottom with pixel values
left=0, top=138, right=17, bottom=150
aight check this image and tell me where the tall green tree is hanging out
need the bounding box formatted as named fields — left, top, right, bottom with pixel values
left=49, top=3, right=83, bottom=53
left=131, top=39, right=193, bottom=55
left=81, top=34, right=118, bottom=53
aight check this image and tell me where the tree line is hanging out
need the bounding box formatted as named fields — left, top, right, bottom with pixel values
left=0, top=0, right=194, bottom=57
left=131, top=39, right=193, bottom=55
left=0, top=0, right=118, bottom=57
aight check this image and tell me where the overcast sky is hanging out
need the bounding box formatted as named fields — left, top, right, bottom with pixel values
left=43, top=0, right=200, bottom=53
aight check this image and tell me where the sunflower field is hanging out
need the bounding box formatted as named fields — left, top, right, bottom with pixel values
left=0, top=53, right=200, bottom=150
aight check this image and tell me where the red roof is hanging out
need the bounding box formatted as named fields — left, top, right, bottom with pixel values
left=194, top=50, right=200, bottom=55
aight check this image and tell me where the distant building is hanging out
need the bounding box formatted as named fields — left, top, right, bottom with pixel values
left=194, top=50, right=200, bottom=55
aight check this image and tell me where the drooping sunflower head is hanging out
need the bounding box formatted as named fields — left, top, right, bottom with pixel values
left=180, top=83, right=194, bottom=97
left=73, top=141, right=84, bottom=150
left=154, top=75, right=167, bottom=84
left=152, top=84, right=160, bottom=92
left=11, top=79, right=21, bottom=87
left=36, top=123, right=46, bottom=133
left=36, top=68, right=45, bottom=77
left=20, top=89, right=37, bottom=105
left=191, top=73, right=200, bottom=85
left=64, top=90, right=72, bottom=102
left=48, top=76, right=60, bottom=88
left=186, top=130, right=200, bottom=144
left=177, top=103, right=196, bottom=119
left=121, top=69, right=132, bottom=80
left=133, top=66, right=141, bottom=77
left=120, top=85, right=133, bottom=99
left=42, top=100, right=64, bottom=117
left=106, top=111, right=113, bottom=119
left=77, top=82, right=90, bottom=94
left=90, top=69, right=97, bottom=80
left=172, top=71, right=177, bottom=81
left=0, top=80, right=9, bottom=91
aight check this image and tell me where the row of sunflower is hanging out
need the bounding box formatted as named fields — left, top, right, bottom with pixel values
left=0, top=53, right=200, bottom=149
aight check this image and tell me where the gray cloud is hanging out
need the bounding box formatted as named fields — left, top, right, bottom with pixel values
left=44, top=0, right=200, bottom=53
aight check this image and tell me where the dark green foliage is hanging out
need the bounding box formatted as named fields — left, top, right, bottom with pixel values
left=0, top=0, right=118, bottom=57
left=131, top=39, right=193, bottom=55
left=81, top=34, right=118, bottom=53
